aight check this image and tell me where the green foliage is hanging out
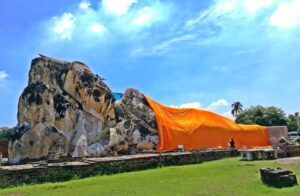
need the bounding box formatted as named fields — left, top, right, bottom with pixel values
left=0, top=127, right=14, bottom=140
left=1, top=158, right=300, bottom=196
left=235, top=105, right=288, bottom=126
left=287, top=113, right=300, bottom=132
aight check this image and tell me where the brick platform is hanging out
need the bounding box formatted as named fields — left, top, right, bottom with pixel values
left=286, top=146, right=300, bottom=157
left=0, top=149, right=238, bottom=188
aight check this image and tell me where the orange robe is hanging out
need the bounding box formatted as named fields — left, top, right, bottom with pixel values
left=145, top=96, right=270, bottom=151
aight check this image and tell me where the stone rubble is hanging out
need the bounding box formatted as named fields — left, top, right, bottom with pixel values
left=260, top=167, right=298, bottom=188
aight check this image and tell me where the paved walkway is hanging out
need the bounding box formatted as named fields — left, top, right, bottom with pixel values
left=275, top=156, right=300, bottom=165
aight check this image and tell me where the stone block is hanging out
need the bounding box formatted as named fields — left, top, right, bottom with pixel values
left=260, top=167, right=298, bottom=188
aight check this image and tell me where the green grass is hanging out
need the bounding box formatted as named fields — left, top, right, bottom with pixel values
left=1, top=158, right=300, bottom=196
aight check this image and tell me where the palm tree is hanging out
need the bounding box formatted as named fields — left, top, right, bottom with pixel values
left=231, top=101, right=243, bottom=117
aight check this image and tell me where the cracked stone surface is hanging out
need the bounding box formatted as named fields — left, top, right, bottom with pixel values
left=9, top=55, right=158, bottom=163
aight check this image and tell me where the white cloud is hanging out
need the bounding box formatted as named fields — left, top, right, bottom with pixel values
left=185, top=0, right=277, bottom=31
left=206, top=99, right=229, bottom=111
left=214, top=0, right=237, bottom=13
left=243, top=0, right=274, bottom=15
left=269, top=0, right=300, bottom=28
left=132, top=34, right=196, bottom=56
left=185, top=0, right=239, bottom=30
left=102, top=0, right=137, bottom=15
left=45, top=0, right=171, bottom=43
left=0, top=71, right=8, bottom=86
left=171, top=101, right=202, bottom=109
left=171, top=98, right=229, bottom=111
left=79, top=0, right=91, bottom=10
left=90, top=23, right=106, bottom=34
left=131, top=7, right=155, bottom=26
left=171, top=99, right=234, bottom=121
left=221, top=111, right=234, bottom=120
left=153, top=34, right=196, bottom=51
left=52, top=13, right=75, bottom=40
left=0, top=71, right=7, bottom=80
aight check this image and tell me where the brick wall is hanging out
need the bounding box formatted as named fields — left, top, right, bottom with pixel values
left=0, top=140, right=8, bottom=158
left=267, top=126, right=289, bottom=148
left=0, top=150, right=238, bottom=188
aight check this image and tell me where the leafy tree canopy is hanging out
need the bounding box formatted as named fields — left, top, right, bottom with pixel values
left=235, top=105, right=288, bottom=127
left=287, top=113, right=300, bottom=132
left=0, top=127, right=14, bottom=140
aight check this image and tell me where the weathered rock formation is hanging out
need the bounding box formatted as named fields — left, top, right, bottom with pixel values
left=9, top=55, right=158, bottom=163
left=112, top=88, right=158, bottom=154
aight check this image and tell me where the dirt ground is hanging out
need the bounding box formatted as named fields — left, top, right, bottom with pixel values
left=275, top=156, right=300, bottom=165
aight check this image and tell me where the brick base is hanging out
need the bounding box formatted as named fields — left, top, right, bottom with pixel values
left=0, top=149, right=238, bottom=188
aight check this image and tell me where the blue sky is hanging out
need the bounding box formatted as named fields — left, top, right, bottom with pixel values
left=0, top=0, right=300, bottom=127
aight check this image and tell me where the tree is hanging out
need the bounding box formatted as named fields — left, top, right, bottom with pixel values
left=287, top=112, right=300, bottom=132
left=0, top=127, right=13, bottom=140
left=235, top=105, right=288, bottom=127
left=231, top=101, right=243, bottom=117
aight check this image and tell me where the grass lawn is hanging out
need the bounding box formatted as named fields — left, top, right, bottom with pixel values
left=0, top=157, right=300, bottom=196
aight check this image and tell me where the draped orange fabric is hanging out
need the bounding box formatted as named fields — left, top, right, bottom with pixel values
left=145, top=96, right=270, bottom=151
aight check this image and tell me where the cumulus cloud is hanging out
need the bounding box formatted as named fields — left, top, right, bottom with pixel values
left=52, top=13, right=75, bottom=40
left=170, top=98, right=233, bottom=121
left=0, top=71, right=8, bottom=86
left=206, top=99, right=229, bottom=111
left=90, top=23, right=106, bottom=34
left=44, top=0, right=300, bottom=61
left=171, top=98, right=229, bottom=112
left=243, top=0, right=274, bottom=15
left=170, top=98, right=234, bottom=121
left=102, top=0, right=137, bottom=15
left=79, top=0, right=91, bottom=10
left=46, top=0, right=171, bottom=43
left=171, top=101, right=202, bottom=109
left=131, top=7, right=155, bottom=25
left=269, top=0, right=300, bottom=28
left=0, top=71, right=7, bottom=80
